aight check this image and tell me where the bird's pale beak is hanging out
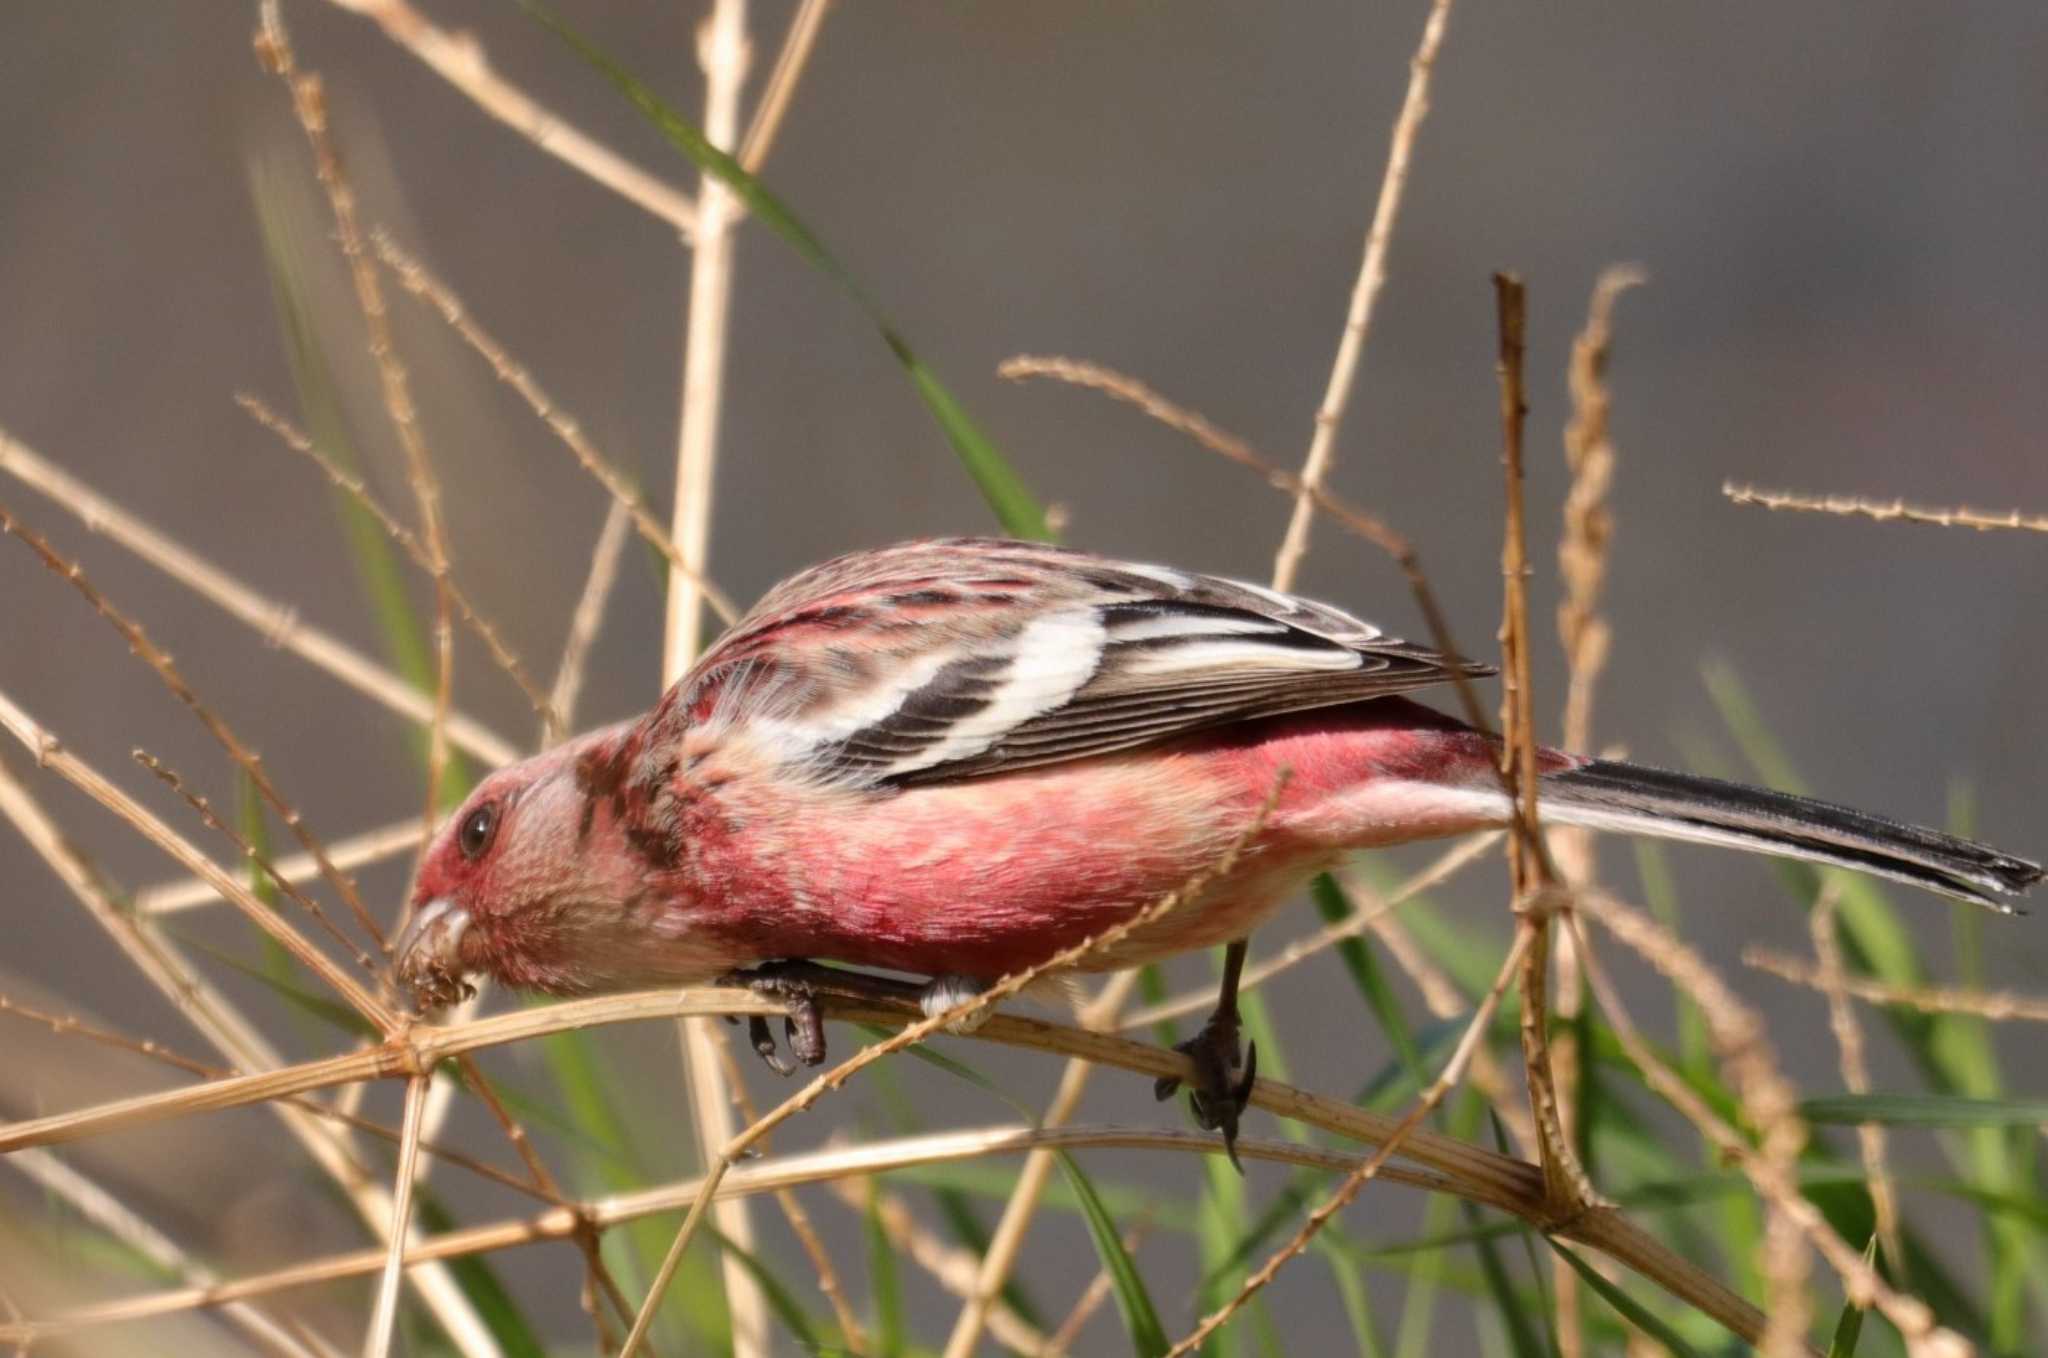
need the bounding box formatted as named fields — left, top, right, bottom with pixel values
left=394, top=897, right=475, bottom=1011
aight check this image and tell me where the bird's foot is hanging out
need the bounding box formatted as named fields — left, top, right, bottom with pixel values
left=918, top=973, right=994, bottom=1033
left=721, top=959, right=830, bottom=1075
left=1154, top=1012, right=1258, bottom=1173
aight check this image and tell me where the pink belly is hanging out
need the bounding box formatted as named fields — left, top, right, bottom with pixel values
left=683, top=702, right=1507, bottom=981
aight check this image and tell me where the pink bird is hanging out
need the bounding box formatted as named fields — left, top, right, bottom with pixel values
left=395, top=538, right=2040, bottom=1159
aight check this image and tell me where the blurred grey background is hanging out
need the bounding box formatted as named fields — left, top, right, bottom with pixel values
left=2, top=2, right=2044, bottom=1354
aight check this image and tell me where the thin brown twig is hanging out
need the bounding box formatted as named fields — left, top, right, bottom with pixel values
left=0, top=497, right=393, bottom=956
left=133, top=751, right=382, bottom=977
left=318, top=0, right=699, bottom=237
left=1571, top=896, right=1963, bottom=1355
left=140, top=817, right=425, bottom=916
left=365, top=1074, right=430, bottom=1358
left=621, top=775, right=1296, bottom=1357
left=258, top=2, right=460, bottom=837
left=1744, top=949, right=2048, bottom=1022
left=0, top=686, right=393, bottom=1030
left=1723, top=483, right=2048, bottom=534
left=1810, top=891, right=1904, bottom=1275
left=237, top=392, right=561, bottom=739
left=1043, top=1220, right=1149, bottom=1357
left=1166, top=922, right=1537, bottom=1356
left=370, top=231, right=740, bottom=626
left=1270, top=0, right=1457, bottom=591
left=735, top=0, right=832, bottom=173
left=0, top=428, right=519, bottom=766
left=550, top=500, right=632, bottom=741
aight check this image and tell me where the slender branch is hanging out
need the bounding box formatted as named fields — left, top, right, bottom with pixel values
left=258, top=1, right=459, bottom=831
left=365, top=1075, right=430, bottom=1358
left=1724, top=483, right=2048, bottom=534
left=1745, top=949, right=2048, bottom=1023
left=0, top=427, right=519, bottom=765
left=139, top=818, right=424, bottom=916
left=1810, top=891, right=1903, bottom=1273
left=735, top=0, right=832, bottom=173
left=317, top=0, right=699, bottom=235
left=1269, top=0, right=1455, bottom=591
left=550, top=500, right=632, bottom=740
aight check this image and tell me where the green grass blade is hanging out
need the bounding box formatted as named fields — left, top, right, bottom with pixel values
left=1826, top=1237, right=1879, bottom=1358
left=1053, top=1151, right=1168, bottom=1358
left=1800, top=1094, right=2048, bottom=1128
left=1548, top=1243, right=1704, bottom=1358
left=864, top=1179, right=908, bottom=1358
left=1312, top=874, right=1423, bottom=1082
left=518, top=0, right=1051, bottom=542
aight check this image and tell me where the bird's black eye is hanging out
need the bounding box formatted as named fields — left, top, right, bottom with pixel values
left=458, top=802, right=498, bottom=861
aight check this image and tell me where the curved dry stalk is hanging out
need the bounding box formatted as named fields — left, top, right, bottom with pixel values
left=370, top=232, right=740, bottom=626
left=365, top=1075, right=430, bottom=1358
left=139, top=818, right=425, bottom=916
left=550, top=500, right=633, bottom=740
left=1270, top=0, right=1456, bottom=592
left=5, top=1147, right=320, bottom=1358
left=1121, top=831, right=1498, bottom=1029
left=317, top=0, right=698, bottom=236
left=1168, top=921, right=1534, bottom=1356
left=0, top=1123, right=1458, bottom=1347
left=0, top=687, right=393, bottom=1030
left=1724, top=483, right=2048, bottom=534
left=259, top=1, right=460, bottom=834
left=237, top=393, right=560, bottom=739
left=1810, top=893, right=1903, bottom=1272
left=735, top=0, right=832, bottom=172
left=0, top=737, right=498, bottom=1357
left=940, top=972, right=1139, bottom=1358
left=1745, top=949, right=2048, bottom=1023
left=0, top=498, right=392, bottom=956
left=0, top=428, right=519, bottom=766
left=1571, top=896, right=1963, bottom=1354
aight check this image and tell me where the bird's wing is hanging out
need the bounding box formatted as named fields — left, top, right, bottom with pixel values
left=683, top=538, right=1492, bottom=787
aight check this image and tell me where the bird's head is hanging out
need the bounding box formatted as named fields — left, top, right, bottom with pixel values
left=394, top=721, right=642, bottom=1010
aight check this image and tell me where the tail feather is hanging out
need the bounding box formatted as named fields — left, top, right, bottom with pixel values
left=1539, top=759, right=2043, bottom=913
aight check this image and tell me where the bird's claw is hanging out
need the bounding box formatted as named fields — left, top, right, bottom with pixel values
left=723, top=960, right=830, bottom=1074
left=1155, top=1015, right=1258, bottom=1173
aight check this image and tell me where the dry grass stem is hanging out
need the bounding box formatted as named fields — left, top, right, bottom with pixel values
left=939, top=971, right=1141, bottom=1358
left=364, top=1075, right=430, bottom=1358
left=370, top=231, right=739, bottom=624
left=1167, top=923, right=1537, bottom=1357
left=735, top=0, right=832, bottom=172
left=318, top=0, right=700, bottom=236
left=1724, top=483, right=2048, bottom=534
left=258, top=1, right=461, bottom=836
left=0, top=1124, right=1455, bottom=1348
left=140, top=818, right=425, bottom=916
left=237, top=392, right=561, bottom=738
left=0, top=498, right=394, bottom=953
left=1270, top=0, right=1456, bottom=592
left=0, top=428, right=519, bottom=766
left=1571, top=897, right=1961, bottom=1354
left=1745, top=949, right=2048, bottom=1022
left=0, top=745, right=498, bottom=1355
left=1119, top=831, right=1499, bottom=1028
left=5, top=1146, right=322, bottom=1358
left=133, top=750, right=382, bottom=976
left=1811, top=892, right=1903, bottom=1272
left=550, top=499, right=633, bottom=739
left=0, top=686, right=393, bottom=1029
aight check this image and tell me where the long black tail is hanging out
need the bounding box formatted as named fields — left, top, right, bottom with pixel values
left=1540, top=759, right=2042, bottom=913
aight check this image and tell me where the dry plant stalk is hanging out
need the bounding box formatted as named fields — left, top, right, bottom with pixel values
left=1571, top=897, right=1968, bottom=1357
left=1167, top=924, right=1536, bottom=1356
left=237, top=392, right=561, bottom=738
left=1809, top=892, right=1905, bottom=1273
left=1271, top=0, right=1456, bottom=590
left=319, top=0, right=700, bottom=236
left=1724, top=483, right=2048, bottom=534
left=1745, top=949, right=2048, bottom=1022
left=257, top=1, right=460, bottom=834
left=0, top=498, right=391, bottom=957
left=550, top=500, right=633, bottom=739
left=140, top=817, right=424, bottom=916
left=0, top=428, right=520, bottom=766
left=369, top=231, right=740, bottom=625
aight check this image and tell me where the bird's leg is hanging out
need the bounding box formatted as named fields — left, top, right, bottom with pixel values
left=721, top=959, right=929, bottom=1074
left=1155, top=937, right=1258, bottom=1172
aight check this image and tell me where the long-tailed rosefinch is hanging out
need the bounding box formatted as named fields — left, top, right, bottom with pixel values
left=395, top=538, right=2039, bottom=1147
